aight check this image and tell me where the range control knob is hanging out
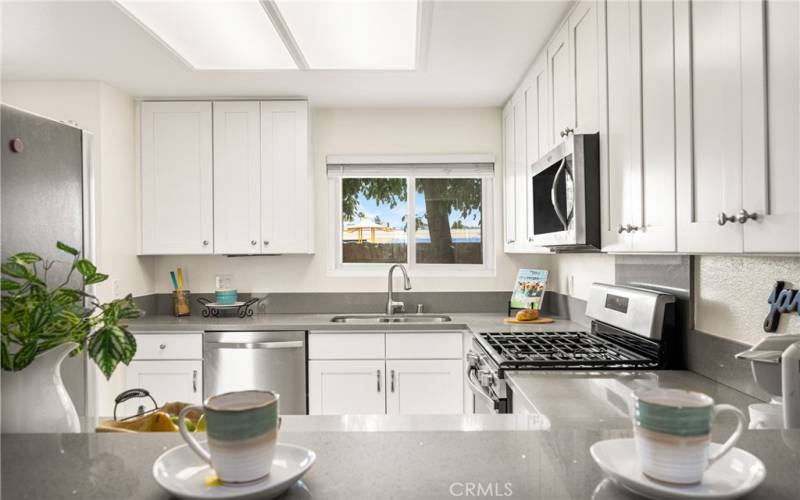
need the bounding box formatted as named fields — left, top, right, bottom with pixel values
left=466, top=352, right=480, bottom=368
left=477, top=369, right=494, bottom=387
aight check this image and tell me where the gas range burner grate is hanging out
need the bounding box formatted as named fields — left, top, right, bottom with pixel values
left=479, top=330, right=660, bottom=370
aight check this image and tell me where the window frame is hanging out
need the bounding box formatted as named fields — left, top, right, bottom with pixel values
left=327, top=158, right=495, bottom=277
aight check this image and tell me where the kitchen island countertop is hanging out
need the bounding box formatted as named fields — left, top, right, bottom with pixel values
left=4, top=417, right=799, bottom=499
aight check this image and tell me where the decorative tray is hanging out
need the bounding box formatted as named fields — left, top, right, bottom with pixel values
left=196, top=297, right=259, bottom=318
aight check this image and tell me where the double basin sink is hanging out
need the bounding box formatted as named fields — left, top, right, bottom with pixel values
left=330, top=314, right=452, bottom=324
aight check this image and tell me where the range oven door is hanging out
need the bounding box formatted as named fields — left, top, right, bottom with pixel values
left=530, top=142, right=576, bottom=247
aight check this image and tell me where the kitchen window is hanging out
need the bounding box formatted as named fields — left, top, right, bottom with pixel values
left=327, top=155, right=494, bottom=276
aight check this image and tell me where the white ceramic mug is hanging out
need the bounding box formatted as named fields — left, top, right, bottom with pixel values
left=178, top=390, right=280, bottom=483
left=632, top=388, right=746, bottom=484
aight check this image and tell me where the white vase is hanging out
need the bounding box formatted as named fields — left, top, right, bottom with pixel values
left=1, top=341, right=81, bottom=433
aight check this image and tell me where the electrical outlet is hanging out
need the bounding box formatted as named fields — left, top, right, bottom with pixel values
left=566, top=275, right=575, bottom=297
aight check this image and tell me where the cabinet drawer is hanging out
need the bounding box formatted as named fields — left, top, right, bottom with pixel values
left=133, top=333, right=203, bottom=360
left=386, top=333, right=463, bottom=359
left=308, top=333, right=385, bottom=359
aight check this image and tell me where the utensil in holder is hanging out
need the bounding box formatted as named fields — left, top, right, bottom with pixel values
left=173, top=289, right=191, bottom=317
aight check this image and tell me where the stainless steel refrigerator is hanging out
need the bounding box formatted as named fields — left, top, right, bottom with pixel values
left=1, top=104, right=92, bottom=415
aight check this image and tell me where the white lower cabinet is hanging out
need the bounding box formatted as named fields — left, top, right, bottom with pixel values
left=115, top=333, right=203, bottom=418
left=308, top=360, right=386, bottom=415
left=386, top=360, right=463, bottom=415
left=118, top=360, right=203, bottom=417
left=308, top=332, right=465, bottom=416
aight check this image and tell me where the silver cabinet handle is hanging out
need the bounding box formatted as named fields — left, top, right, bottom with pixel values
left=506, top=239, right=515, bottom=244
left=717, top=212, right=736, bottom=226
left=192, top=369, right=197, bottom=393
left=204, top=341, right=304, bottom=350
left=377, top=369, right=381, bottom=392
left=625, top=224, right=639, bottom=233
left=263, top=240, right=269, bottom=246
left=617, top=224, right=626, bottom=234
left=159, top=343, right=166, bottom=350
left=202, top=240, right=209, bottom=246
left=390, top=369, right=396, bottom=393
left=250, top=240, right=257, bottom=246
left=560, top=127, right=574, bottom=138
left=736, top=209, right=757, bottom=224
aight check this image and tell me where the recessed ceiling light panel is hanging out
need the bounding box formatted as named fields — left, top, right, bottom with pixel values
left=275, top=0, right=418, bottom=70
left=116, top=0, right=297, bottom=70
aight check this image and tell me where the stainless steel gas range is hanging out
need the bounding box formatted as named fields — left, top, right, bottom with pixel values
left=466, top=283, right=677, bottom=414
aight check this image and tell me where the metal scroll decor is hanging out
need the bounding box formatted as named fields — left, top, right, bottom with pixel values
left=764, top=281, right=800, bottom=332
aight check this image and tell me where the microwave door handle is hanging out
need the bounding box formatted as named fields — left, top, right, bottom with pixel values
left=550, top=157, right=569, bottom=230
left=564, top=165, right=575, bottom=226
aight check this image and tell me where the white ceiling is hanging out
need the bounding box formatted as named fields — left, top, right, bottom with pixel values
left=0, top=0, right=572, bottom=107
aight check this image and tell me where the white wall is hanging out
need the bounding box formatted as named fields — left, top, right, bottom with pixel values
left=1, top=81, right=155, bottom=301
left=154, top=107, right=553, bottom=293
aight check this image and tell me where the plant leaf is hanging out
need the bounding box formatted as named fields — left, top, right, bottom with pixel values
left=56, top=241, right=80, bottom=256
left=29, top=303, right=53, bottom=333
left=12, top=341, right=38, bottom=371
left=1, top=278, right=22, bottom=291
left=75, top=259, right=97, bottom=278
left=12, top=252, right=41, bottom=264
left=84, top=273, right=108, bottom=285
left=88, top=326, right=135, bottom=379
left=1, top=338, right=12, bottom=370
left=1, top=262, right=29, bottom=280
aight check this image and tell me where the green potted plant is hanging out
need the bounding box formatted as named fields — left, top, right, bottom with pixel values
left=1, top=242, right=142, bottom=432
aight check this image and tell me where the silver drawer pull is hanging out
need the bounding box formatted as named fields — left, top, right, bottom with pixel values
left=204, top=341, right=304, bottom=350
left=377, top=369, right=381, bottom=392
left=390, top=369, right=395, bottom=393
left=736, top=209, right=757, bottom=224
left=192, top=370, right=197, bottom=393
left=159, top=344, right=166, bottom=350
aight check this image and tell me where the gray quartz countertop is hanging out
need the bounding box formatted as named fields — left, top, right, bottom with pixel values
left=506, top=370, right=760, bottom=431
left=125, top=312, right=586, bottom=333
left=4, top=421, right=799, bottom=499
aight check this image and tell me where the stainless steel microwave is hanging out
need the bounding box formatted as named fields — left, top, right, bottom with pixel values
left=530, top=133, right=600, bottom=250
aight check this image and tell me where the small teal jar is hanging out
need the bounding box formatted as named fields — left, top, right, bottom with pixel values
left=215, top=289, right=238, bottom=305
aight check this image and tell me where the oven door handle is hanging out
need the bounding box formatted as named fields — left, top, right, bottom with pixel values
left=550, top=157, right=569, bottom=230
left=466, top=367, right=498, bottom=410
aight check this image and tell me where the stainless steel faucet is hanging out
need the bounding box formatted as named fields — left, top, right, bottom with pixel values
left=386, top=264, right=412, bottom=314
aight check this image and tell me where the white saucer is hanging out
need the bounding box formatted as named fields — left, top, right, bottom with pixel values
left=590, top=438, right=765, bottom=500
left=153, top=442, right=316, bottom=500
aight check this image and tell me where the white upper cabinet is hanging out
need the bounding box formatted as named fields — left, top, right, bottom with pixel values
left=523, top=55, right=551, bottom=252
left=140, top=99, right=313, bottom=255
left=260, top=100, right=313, bottom=254
left=601, top=0, right=676, bottom=252
left=675, top=0, right=765, bottom=253
left=502, top=101, right=517, bottom=250
left=744, top=0, right=799, bottom=252
left=140, top=101, right=213, bottom=255
left=568, top=0, right=601, bottom=135
left=213, top=101, right=261, bottom=255
left=547, top=21, right=572, bottom=146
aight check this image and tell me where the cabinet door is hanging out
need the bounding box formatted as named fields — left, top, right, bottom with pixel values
left=502, top=101, right=517, bottom=250
left=568, top=0, right=600, bottom=134
left=140, top=102, right=213, bottom=254
left=117, top=360, right=202, bottom=418
left=512, top=92, right=529, bottom=249
left=386, top=360, right=463, bottom=415
left=213, top=101, right=261, bottom=255
left=260, top=101, right=312, bottom=254
left=547, top=21, right=572, bottom=146
left=743, top=0, right=799, bottom=252
left=634, top=0, right=677, bottom=252
left=522, top=57, right=553, bottom=253
left=308, top=360, right=385, bottom=415
left=601, top=0, right=640, bottom=251
left=676, top=0, right=765, bottom=252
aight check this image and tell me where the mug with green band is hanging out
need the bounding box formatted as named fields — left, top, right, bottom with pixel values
left=178, top=390, right=280, bottom=483
left=632, top=388, right=746, bottom=484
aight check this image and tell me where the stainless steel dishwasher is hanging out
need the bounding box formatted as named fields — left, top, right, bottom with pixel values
left=204, top=331, right=307, bottom=414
